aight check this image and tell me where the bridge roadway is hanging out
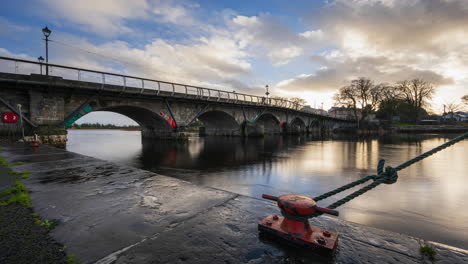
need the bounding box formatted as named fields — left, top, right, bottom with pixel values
left=0, top=56, right=353, bottom=142
left=2, top=143, right=467, bottom=263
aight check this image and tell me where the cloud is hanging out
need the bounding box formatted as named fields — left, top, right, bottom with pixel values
left=231, top=14, right=324, bottom=66
left=317, top=0, right=468, bottom=55
left=0, top=17, right=31, bottom=38
left=35, top=30, right=253, bottom=92
left=39, top=0, right=150, bottom=36
left=277, top=54, right=453, bottom=92
left=273, top=0, right=465, bottom=107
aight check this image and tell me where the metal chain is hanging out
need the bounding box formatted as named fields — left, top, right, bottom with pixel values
left=311, top=132, right=468, bottom=215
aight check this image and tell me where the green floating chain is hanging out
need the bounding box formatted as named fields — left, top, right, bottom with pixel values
left=311, top=132, right=468, bottom=214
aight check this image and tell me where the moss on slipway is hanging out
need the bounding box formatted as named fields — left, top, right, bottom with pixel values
left=0, top=152, right=79, bottom=264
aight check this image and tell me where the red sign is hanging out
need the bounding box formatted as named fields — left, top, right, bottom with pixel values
left=2, top=112, right=19, bottom=123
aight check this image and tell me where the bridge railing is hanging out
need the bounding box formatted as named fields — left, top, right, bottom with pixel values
left=0, top=56, right=336, bottom=115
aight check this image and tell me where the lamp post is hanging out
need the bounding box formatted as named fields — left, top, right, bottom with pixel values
left=265, top=85, right=270, bottom=105
left=42, top=26, right=52, bottom=75
left=38, top=56, right=44, bottom=75
left=17, top=104, right=24, bottom=142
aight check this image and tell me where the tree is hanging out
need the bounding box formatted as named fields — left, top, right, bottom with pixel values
left=444, top=102, right=463, bottom=114
left=270, top=96, right=289, bottom=107
left=376, top=84, right=402, bottom=122
left=289, top=97, right=306, bottom=109
left=333, top=77, right=383, bottom=126
left=396, top=79, right=435, bottom=122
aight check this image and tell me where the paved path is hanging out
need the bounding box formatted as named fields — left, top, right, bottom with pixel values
left=1, top=143, right=467, bottom=263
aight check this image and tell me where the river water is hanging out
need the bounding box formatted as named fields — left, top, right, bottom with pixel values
left=67, top=130, right=468, bottom=249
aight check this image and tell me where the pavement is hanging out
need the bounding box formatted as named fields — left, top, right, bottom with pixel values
left=1, top=143, right=467, bottom=264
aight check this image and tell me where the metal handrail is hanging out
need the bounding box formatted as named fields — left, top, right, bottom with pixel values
left=0, top=56, right=339, bottom=118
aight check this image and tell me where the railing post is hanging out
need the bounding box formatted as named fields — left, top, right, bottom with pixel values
left=172, top=84, right=175, bottom=96
left=140, top=79, right=145, bottom=94
left=14, top=61, right=18, bottom=74
left=77, top=70, right=81, bottom=81
left=208, top=89, right=211, bottom=100
left=157, top=82, right=161, bottom=95
left=217, top=91, right=221, bottom=101
left=185, top=85, right=188, bottom=97
left=122, top=76, right=126, bottom=92
left=101, top=73, right=105, bottom=89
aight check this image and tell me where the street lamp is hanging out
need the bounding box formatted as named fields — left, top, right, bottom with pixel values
left=37, top=56, right=44, bottom=75
left=265, top=85, right=270, bottom=105
left=42, top=26, right=52, bottom=75
left=17, top=104, right=24, bottom=142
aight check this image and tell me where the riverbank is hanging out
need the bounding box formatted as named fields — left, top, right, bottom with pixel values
left=0, top=153, right=71, bottom=263
left=334, top=124, right=468, bottom=134
left=1, top=143, right=467, bottom=263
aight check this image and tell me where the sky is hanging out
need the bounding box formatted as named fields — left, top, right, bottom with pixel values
left=1, top=0, right=467, bottom=125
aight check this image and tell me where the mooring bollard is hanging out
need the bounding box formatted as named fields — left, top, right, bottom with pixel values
left=259, top=194, right=339, bottom=253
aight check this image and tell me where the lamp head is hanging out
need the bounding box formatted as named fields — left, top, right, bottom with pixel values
left=38, top=56, right=44, bottom=62
left=42, top=26, right=52, bottom=37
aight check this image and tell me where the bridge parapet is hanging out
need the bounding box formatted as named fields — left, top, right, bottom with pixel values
left=0, top=56, right=309, bottom=111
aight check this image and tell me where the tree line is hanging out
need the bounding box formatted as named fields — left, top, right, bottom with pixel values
left=333, top=78, right=442, bottom=125
left=70, top=123, right=140, bottom=129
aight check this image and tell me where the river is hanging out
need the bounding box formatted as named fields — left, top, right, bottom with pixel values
left=67, top=130, right=468, bottom=249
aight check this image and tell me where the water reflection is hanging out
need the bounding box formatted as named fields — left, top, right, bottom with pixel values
left=67, top=131, right=468, bottom=249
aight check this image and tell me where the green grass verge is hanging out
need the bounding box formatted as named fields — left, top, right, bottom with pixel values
left=0, top=181, right=32, bottom=208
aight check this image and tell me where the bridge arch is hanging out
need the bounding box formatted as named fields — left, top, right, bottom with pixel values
left=197, top=110, right=240, bottom=136
left=289, top=117, right=306, bottom=134
left=255, top=113, right=281, bottom=134
left=93, top=105, right=174, bottom=138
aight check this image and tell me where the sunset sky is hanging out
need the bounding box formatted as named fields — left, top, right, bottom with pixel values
left=1, top=0, right=467, bottom=124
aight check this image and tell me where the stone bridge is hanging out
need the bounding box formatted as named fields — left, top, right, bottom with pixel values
left=0, top=57, right=354, bottom=143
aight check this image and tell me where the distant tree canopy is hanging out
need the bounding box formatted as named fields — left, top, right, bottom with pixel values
left=333, top=77, right=382, bottom=126
left=396, top=79, right=435, bottom=122
left=334, top=77, right=436, bottom=124
left=70, top=123, right=140, bottom=129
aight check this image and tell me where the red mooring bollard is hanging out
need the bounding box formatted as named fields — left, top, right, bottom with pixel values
left=259, top=194, right=339, bottom=253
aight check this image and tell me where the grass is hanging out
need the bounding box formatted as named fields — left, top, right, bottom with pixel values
left=1, top=148, right=82, bottom=263
left=420, top=244, right=437, bottom=260
left=0, top=181, right=32, bottom=208
left=66, top=254, right=82, bottom=264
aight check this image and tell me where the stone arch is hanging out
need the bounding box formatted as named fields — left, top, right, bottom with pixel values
left=197, top=110, right=240, bottom=136
left=255, top=113, right=281, bottom=134
left=94, top=105, right=174, bottom=138
left=289, top=117, right=307, bottom=134
left=308, top=119, right=321, bottom=133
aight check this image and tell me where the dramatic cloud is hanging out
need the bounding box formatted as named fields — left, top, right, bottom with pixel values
left=277, top=0, right=467, bottom=110
left=277, top=54, right=453, bottom=92
left=231, top=14, right=324, bottom=65
left=39, top=0, right=150, bottom=36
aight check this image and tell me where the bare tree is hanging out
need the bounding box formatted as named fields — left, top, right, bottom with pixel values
left=334, top=77, right=382, bottom=126
left=445, top=102, right=463, bottom=114
left=289, top=97, right=306, bottom=106
left=396, top=79, right=435, bottom=122
left=271, top=96, right=288, bottom=107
